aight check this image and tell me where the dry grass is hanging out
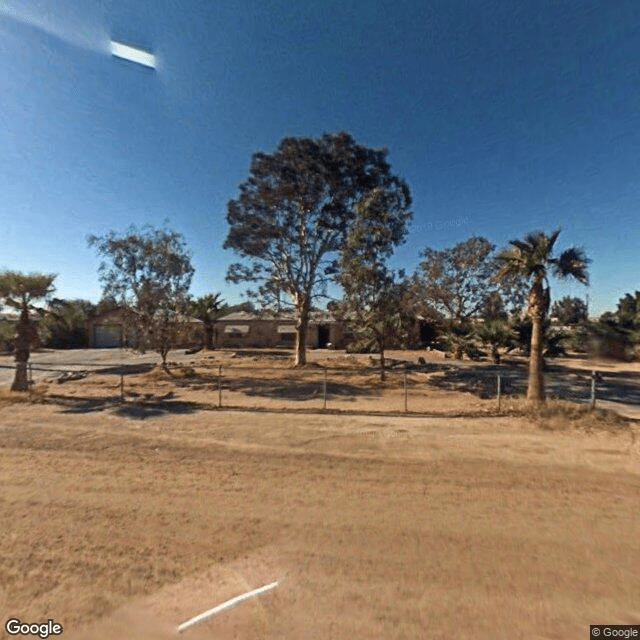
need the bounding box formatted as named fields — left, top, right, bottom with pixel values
left=1, top=387, right=639, bottom=639
left=500, top=398, right=635, bottom=434
left=1, top=351, right=639, bottom=638
left=141, top=364, right=198, bottom=380
left=3, top=349, right=638, bottom=431
left=0, top=385, right=49, bottom=405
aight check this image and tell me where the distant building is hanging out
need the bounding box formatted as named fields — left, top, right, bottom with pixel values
left=0, top=312, right=19, bottom=351
left=215, top=311, right=347, bottom=349
left=214, top=311, right=438, bottom=350
left=87, top=308, right=203, bottom=349
left=87, top=308, right=437, bottom=351
left=0, top=312, right=19, bottom=325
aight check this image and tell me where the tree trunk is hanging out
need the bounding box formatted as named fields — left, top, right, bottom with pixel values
left=294, top=300, right=310, bottom=366
left=527, top=279, right=546, bottom=402
left=379, top=340, right=386, bottom=382
left=12, top=362, right=29, bottom=392
left=204, top=321, right=213, bottom=349
left=11, top=305, right=35, bottom=392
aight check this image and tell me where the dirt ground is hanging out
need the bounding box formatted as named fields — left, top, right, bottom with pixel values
left=5, top=346, right=640, bottom=419
left=1, top=350, right=640, bottom=639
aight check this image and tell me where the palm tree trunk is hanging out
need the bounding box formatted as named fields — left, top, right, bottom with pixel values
left=204, top=321, right=213, bottom=349
left=11, top=305, right=33, bottom=392
left=527, top=313, right=545, bottom=402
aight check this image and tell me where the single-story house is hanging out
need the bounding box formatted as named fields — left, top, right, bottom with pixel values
left=214, top=311, right=348, bottom=349
left=0, top=312, right=19, bottom=351
left=87, top=308, right=203, bottom=349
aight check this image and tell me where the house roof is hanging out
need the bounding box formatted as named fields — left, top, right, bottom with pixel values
left=219, top=311, right=338, bottom=323
left=91, top=307, right=203, bottom=324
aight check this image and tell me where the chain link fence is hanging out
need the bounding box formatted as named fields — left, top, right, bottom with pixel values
left=1, top=354, right=636, bottom=417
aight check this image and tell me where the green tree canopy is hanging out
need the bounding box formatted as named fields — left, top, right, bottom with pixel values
left=337, top=189, right=412, bottom=379
left=0, top=272, right=56, bottom=310
left=39, top=298, right=97, bottom=348
left=414, top=236, right=526, bottom=326
left=551, top=295, right=588, bottom=325
left=224, top=131, right=412, bottom=366
left=88, top=225, right=194, bottom=367
left=413, top=236, right=526, bottom=359
left=616, top=291, right=640, bottom=328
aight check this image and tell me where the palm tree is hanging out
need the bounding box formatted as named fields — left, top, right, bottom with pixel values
left=476, top=319, right=516, bottom=364
left=494, top=229, right=589, bottom=402
left=190, top=293, right=225, bottom=349
left=0, top=271, right=56, bottom=391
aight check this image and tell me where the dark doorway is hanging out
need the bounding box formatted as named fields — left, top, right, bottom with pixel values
left=318, top=325, right=330, bottom=348
left=419, top=320, right=437, bottom=345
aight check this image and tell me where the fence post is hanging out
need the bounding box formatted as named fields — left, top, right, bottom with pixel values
left=28, top=363, right=33, bottom=400
left=497, top=372, right=501, bottom=413
left=323, top=367, right=327, bottom=410
left=218, top=365, right=222, bottom=408
left=404, top=371, right=408, bottom=413
left=590, top=370, right=596, bottom=409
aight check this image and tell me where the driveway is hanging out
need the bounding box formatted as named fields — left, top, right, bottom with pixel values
left=0, top=348, right=199, bottom=386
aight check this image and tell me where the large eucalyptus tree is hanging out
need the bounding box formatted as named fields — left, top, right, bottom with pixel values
left=224, top=131, right=411, bottom=366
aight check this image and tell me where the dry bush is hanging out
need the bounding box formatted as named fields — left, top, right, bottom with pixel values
left=502, top=397, right=633, bottom=434
left=171, top=366, right=197, bottom=379
left=0, top=384, right=49, bottom=405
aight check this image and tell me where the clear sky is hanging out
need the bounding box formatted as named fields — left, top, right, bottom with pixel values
left=1, top=0, right=639, bottom=315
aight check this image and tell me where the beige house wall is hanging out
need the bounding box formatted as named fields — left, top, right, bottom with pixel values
left=215, top=315, right=348, bottom=349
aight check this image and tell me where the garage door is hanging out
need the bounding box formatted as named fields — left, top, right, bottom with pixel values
left=94, top=324, right=122, bottom=348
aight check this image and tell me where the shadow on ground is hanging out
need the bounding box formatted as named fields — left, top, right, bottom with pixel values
left=46, top=394, right=202, bottom=418
left=92, top=363, right=157, bottom=376
left=216, top=376, right=376, bottom=402
left=427, top=364, right=527, bottom=399
left=427, top=360, right=640, bottom=406
left=226, top=349, right=293, bottom=359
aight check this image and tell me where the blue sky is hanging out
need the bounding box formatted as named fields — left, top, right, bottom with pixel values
left=1, top=0, right=639, bottom=315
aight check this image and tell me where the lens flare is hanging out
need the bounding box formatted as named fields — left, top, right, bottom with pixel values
left=110, top=40, right=156, bottom=69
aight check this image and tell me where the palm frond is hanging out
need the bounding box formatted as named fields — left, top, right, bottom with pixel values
left=546, top=227, right=562, bottom=253
left=509, top=239, right=532, bottom=254
left=551, top=247, right=590, bottom=284
left=492, top=249, right=524, bottom=283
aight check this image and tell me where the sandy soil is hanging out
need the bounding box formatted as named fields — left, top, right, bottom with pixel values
left=4, top=347, right=640, bottom=419
left=1, top=377, right=639, bottom=639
